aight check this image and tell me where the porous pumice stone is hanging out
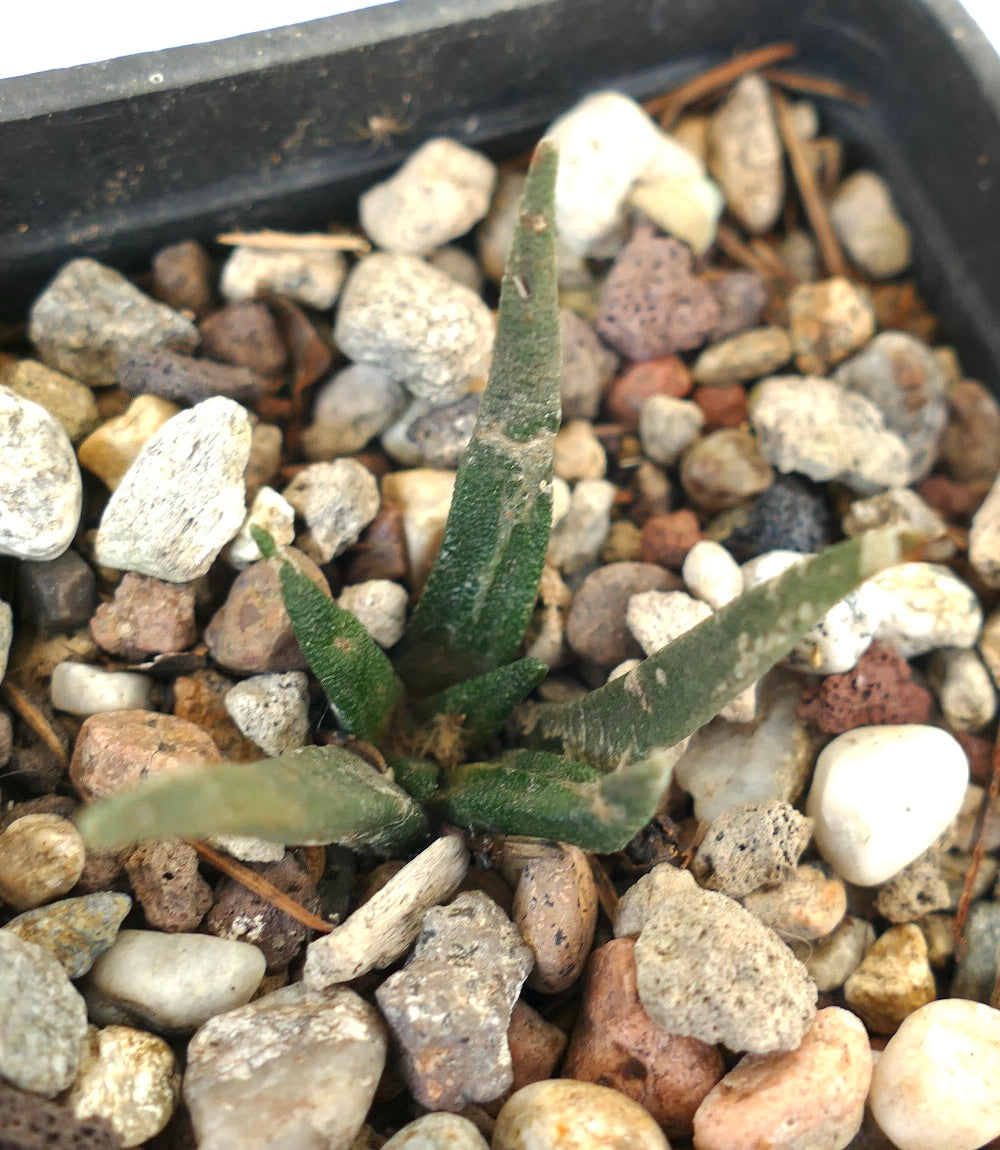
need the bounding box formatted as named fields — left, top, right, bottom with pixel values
left=806, top=725, right=968, bottom=886
left=868, top=999, right=1000, bottom=1150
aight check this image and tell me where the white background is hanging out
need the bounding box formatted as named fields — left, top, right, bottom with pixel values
left=2, top=0, right=999, bottom=81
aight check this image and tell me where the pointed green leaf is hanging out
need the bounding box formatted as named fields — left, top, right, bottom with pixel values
left=75, top=744, right=426, bottom=853
left=432, top=747, right=676, bottom=854
left=522, top=528, right=903, bottom=770
left=393, top=142, right=561, bottom=692
left=385, top=754, right=441, bottom=802
left=253, top=527, right=404, bottom=741
left=415, top=656, right=549, bottom=752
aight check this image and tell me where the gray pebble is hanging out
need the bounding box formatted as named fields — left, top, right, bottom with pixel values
left=638, top=395, right=704, bottom=466
left=95, top=396, right=251, bottom=582
left=382, top=1112, right=489, bottom=1149
left=220, top=245, right=346, bottom=310
left=282, top=459, right=380, bottom=563
left=29, top=258, right=198, bottom=385
left=1, top=892, right=131, bottom=978
left=301, top=363, right=407, bottom=460
left=185, top=983, right=386, bottom=1150
left=831, top=170, right=912, bottom=279
left=692, top=800, right=812, bottom=898
left=334, top=253, right=493, bottom=403
left=560, top=308, right=618, bottom=421
left=796, top=915, right=875, bottom=992
left=868, top=561, right=982, bottom=658
left=0, top=931, right=89, bottom=1096
left=547, top=478, right=616, bottom=575
left=951, top=901, right=1000, bottom=1003
left=565, top=561, right=677, bottom=668
left=0, top=387, right=82, bottom=562
left=360, top=137, right=496, bottom=254
left=118, top=345, right=267, bottom=404
left=225, top=672, right=311, bottom=756
left=84, top=929, right=266, bottom=1034
left=337, top=580, right=409, bottom=648
left=708, top=75, right=783, bottom=234
left=427, top=245, right=484, bottom=293
left=408, top=392, right=480, bottom=469
left=749, top=375, right=910, bottom=494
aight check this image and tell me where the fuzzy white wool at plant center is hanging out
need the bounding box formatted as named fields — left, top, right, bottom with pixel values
left=806, top=724, right=968, bottom=886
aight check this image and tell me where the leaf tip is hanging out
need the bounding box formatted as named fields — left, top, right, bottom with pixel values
left=250, top=525, right=277, bottom=559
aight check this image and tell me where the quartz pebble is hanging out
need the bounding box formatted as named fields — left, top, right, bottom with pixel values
left=124, top=840, right=214, bottom=933
left=798, top=915, right=875, bottom=992
left=786, top=277, right=876, bottom=375
left=224, top=671, right=310, bottom=756
left=638, top=394, right=705, bottom=465
left=334, top=253, right=493, bottom=404
left=560, top=308, right=618, bottom=420
left=1, top=358, right=99, bottom=442
left=226, top=486, right=296, bottom=569
left=741, top=863, right=846, bottom=941
left=692, top=1007, right=872, bottom=1150
left=51, top=662, right=153, bottom=716
left=0, top=813, right=86, bottom=911
left=95, top=396, right=251, bottom=581
left=29, top=257, right=198, bottom=385
left=844, top=923, right=936, bottom=1034
left=682, top=539, right=744, bottom=608
left=493, top=1079, right=670, bottom=1150
left=868, top=561, right=981, bottom=657
left=282, top=459, right=380, bottom=563
left=929, top=647, right=996, bottom=730
left=66, top=1025, right=180, bottom=1148
left=381, top=468, right=456, bottom=589
left=626, top=864, right=817, bottom=1053
left=563, top=937, right=724, bottom=1138
left=219, top=244, right=346, bottom=310
left=184, top=983, right=386, bottom=1150
left=1, top=892, right=131, bottom=977
left=77, top=393, right=179, bottom=490
left=337, top=580, right=409, bottom=649
left=843, top=486, right=954, bottom=562
left=831, top=170, right=912, bottom=279
left=360, top=137, right=496, bottom=254
left=749, top=375, right=909, bottom=494
left=547, top=477, right=616, bottom=575
left=84, top=929, right=266, bottom=1034
left=692, top=801, right=812, bottom=898
left=868, top=999, right=1000, bottom=1150
left=305, top=835, right=469, bottom=988
left=0, top=387, right=83, bottom=562
left=302, top=363, right=407, bottom=460
left=708, top=74, right=783, bottom=233
left=692, top=325, right=791, bottom=385
left=376, top=891, right=534, bottom=1110
left=807, top=724, right=968, bottom=886
left=383, top=1113, right=489, bottom=1149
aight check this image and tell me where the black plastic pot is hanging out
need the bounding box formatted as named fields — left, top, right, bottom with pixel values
left=2, top=0, right=999, bottom=383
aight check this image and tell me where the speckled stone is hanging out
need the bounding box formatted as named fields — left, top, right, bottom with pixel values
left=0, top=813, right=86, bottom=911
left=282, top=458, right=380, bottom=563
left=709, top=473, right=838, bottom=562
left=0, top=1082, right=122, bottom=1149
left=302, top=363, right=407, bottom=460
left=786, top=277, right=876, bottom=375
left=844, top=924, right=937, bottom=1034
left=1, top=358, right=99, bottom=443
left=90, top=572, right=197, bottom=660
left=223, top=672, right=310, bottom=756
left=708, top=74, right=784, bottom=234
left=124, top=840, right=213, bottom=933
left=638, top=394, right=705, bottom=465
left=741, top=863, right=847, bottom=942
left=692, top=801, right=812, bottom=898
left=383, top=1113, right=489, bottom=1149
left=117, top=345, right=267, bottom=405
left=868, top=562, right=981, bottom=658
left=1, top=892, right=131, bottom=978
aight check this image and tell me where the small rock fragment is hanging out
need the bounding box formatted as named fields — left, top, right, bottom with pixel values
left=559, top=308, right=618, bottom=420
left=91, top=571, right=197, bottom=660
left=381, top=468, right=456, bottom=590
left=941, top=377, right=1000, bottom=483
left=565, top=561, right=678, bottom=667
left=638, top=394, right=705, bottom=465
left=29, top=258, right=198, bottom=385
left=124, top=840, right=213, bottom=933
left=1, top=892, right=132, bottom=977
left=786, top=278, right=876, bottom=375
left=220, top=245, right=346, bottom=310
left=605, top=355, right=692, bottom=428
left=337, top=580, right=409, bottom=649
left=741, top=863, right=847, bottom=941
left=282, top=459, right=380, bottom=563
left=679, top=426, right=773, bottom=514
left=843, top=486, right=954, bottom=562
left=0, top=1081, right=122, bottom=1149
left=692, top=382, right=748, bottom=430
left=302, top=363, right=407, bottom=460
left=118, top=345, right=267, bottom=406
left=952, top=901, right=1000, bottom=1004
left=77, top=394, right=179, bottom=490
left=831, top=170, right=912, bottom=278
left=553, top=418, right=607, bottom=481
left=711, top=472, right=838, bottom=560
left=799, top=915, right=875, bottom=992
left=51, top=663, right=153, bottom=716
left=708, top=74, right=784, bottom=234
left=151, top=238, right=215, bottom=317
left=199, top=299, right=286, bottom=375
left=929, top=647, right=996, bottom=731
left=184, top=983, right=386, bottom=1150
left=1, top=358, right=99, bottom=442
left=224, top=672, right=310, bottom=756
left=383, top=1113, right=490, bottom=1149
left=707, top=269, right=769, bottom=339
left=547, top=477, right=616, bottom=575
left=692, top=801, right=812, bottom=898
left=682, top=539, right=744, bottom=609
left=868, top=561, right=982, bottom=657
left=226, top=485, right=296, bottom=569
left=692, top=326, right=791, bottom=386
left=95, top=397, right=251, bottom=582
left=874, top=849, right=951, bottom=923
left=640, top=509, right=702, bottom=570
left=18, top=550, right=97, bottom=636
left=0, top=813, right=86, bottom=911
left=844, top=923, right=936, bottom=1034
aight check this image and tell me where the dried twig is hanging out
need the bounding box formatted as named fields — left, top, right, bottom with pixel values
left=216, top=229, right=370, bottom=253
left=714, top=223, right=777, bottom=277
left=763, top=67, right=870, bottom=107
left=187, top=839, right=334, bottom=935
left=771, top=88, right=847, bottom=277
left=750, top=237, right=801, bottom=284
left=954, top=729, right=1000, bottom=959
left=589, top=855, right=620, bottom=924
left=0, top=681, right=68, bottom=769
left=644, top=42, right=798, bottom=127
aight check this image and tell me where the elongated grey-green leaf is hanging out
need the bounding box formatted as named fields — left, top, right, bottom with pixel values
left=524, top=529, right=902, bottom=770
left=393, top=142, right=561, bottom=693
left=75, top=745, right=426, bottom=854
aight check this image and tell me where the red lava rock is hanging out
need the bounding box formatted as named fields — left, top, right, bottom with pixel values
left=941, top=378, right=1000, bottom=484
left=640, top=510, right=702, bottom=570
left=916, top=474, right=990, bottom=522
left=205, top=853, right=321, bottom=972
left=343, top=504, right=410, bottom=585
left=563, top=937, right=724, bottom=1140
left=172, top=669, right=261, bottom=762
left=796, top=641, right=932, bottom=734
left=74, top=846, right=128, bottom=895
left=706, top=270, right=769, bottom=340
left=204, top=549, right=332, bottom=675
left=692, top=383, right=748, bottom=430
left=605, top=356, right=693, bottom=429
left=125, top=839, right=214, bottom=932
left=0, top=1081, right=123, bottom=1150
left=151, top=239, right=215, bottom=318
left=70, top=711, right=221, bottom=801
left=90, top=572, right=198, bottom=660
left=596, top=232, right=719, bottom=361
left=199, top=300, right=286, bottom=377
left=952, top=729, right=995, bottom=787
left=565, top=561, right=679, bottom=667
left=483, top=1000, right=568, bottom=1117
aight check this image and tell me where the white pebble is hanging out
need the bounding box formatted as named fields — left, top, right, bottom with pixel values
left=928, top=647, right=996, bottom=732
left=360, top=138, right=496, bottom=254
left=51, top=662, right=153, bottom=716
left=225, top=672, right=310, bottom=757
left=95, top=397, right=251, bottom=582
left=220, top=246, right=346, bottom=310
left=547, top=478, right=615, bottom=576
left=638, top=394, right=705, bottom=466
left=969, top=468, right=1000, bottom=588
left=338, top=580, right=408, bottom=648
left=831, top=170, right=912, bottom=279
left=868, top=999, right=1000, bottom=1150
left=225, top=486, right=296, bottom=570
left=806, top=725, right=968, bottom=886
left=682, top=540, right=744, bottom=609
left=283, top=459, right=380, bottom=563
left=302, top=363, right=407, bottom=460
left=0, top=600, right=11, bottom=682
left=868, top=561, right=982, bottom=658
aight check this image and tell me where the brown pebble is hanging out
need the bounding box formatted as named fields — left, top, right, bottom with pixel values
left=90, top=572, right=197, bottom=660
left=70, top=710, right=221, bottom=801
left=953, top=729, right=995, bottom=787
left=482, top=998, right=569, bottom=1117
left=941, top=378, right=1000, bottom=484
left=563, top=938, right=724, bottom=1139
left=151, top=240, right=215, bottom=317
left=640, top=510, right=702, bottom=570
left=605, top=356, right=692, bottom=429
left=565, top=561, right=678, bottom=667
left=204, top=550, right=332, bottom=675
left=125, top=840, right=213, bottom=932
left=343, top=504, right=410, bottom=585
left=199, top=300, right=286, bottom=376
left=0, top=813, right=86, bottom=911
left=692, top=383, right=748, bottom=430
left=0, top=794, right=77, bottom=833
left=916, top=474, right=989, bottom=521
left=679, top=427, right=773, bottom=514
left=75, top=847, right=129, bottom=895
left=787, top=277, right=876, bottom=375
left=172, top=669, right=261, bottom=762
left=796, top=641, right=932, bottom=734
